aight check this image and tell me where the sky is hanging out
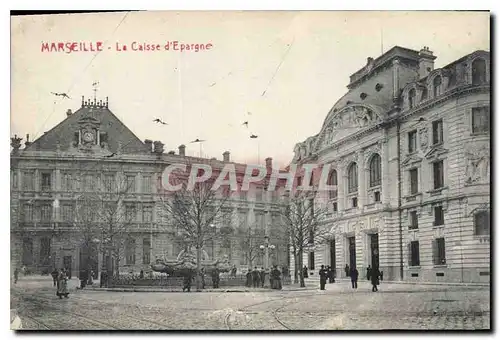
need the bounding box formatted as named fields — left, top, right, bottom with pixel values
left=11, top=11, right=489, bottom=168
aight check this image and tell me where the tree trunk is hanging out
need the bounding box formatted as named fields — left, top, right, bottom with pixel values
left=196, top=244, right=202, bottom=291
left=293, top=247, right=298, bottom=284
left=298, top=248, right=305, bottom=287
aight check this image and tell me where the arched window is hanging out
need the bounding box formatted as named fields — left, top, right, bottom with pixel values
left=408, top=88, right=416, bottom=109
left=369, top=154, right=382, bottom=187
left=433, top=75, right=442, bottom=97
left=327, top=169, right=338, bottom=199
left=474, top=210, right=490, bottom=236
left=347, top=163, right=358, bottom=193
left=472, top=58, right=487, bottom=85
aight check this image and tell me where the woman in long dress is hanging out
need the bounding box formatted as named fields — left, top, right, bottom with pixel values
left=56, top=270, right=70, bottom=299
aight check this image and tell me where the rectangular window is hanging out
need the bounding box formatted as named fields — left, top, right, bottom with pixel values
left=22, top=204, right=33, bottom=222
left=374, top=191, right=381, bottom=203
left=434, top=206, right=444, bottom=226
left=126, top=238, right=136, bottom=265
left=126, top=205, right=136, bottom=223
left=41, top=172, right=52, bottom=191
left=433, top=161, right=444, bottom=189
left=432, top=119, right=443, bottom=145
left=22, top=171, right=35, bottom=191
left=472, top=107, right=490, bottom=134
left=142, top=205, right=153, bottom=223
left=474, top=211, right=490, bottom=236
left=61, top=204, right=74, bottom=222
left=142, top=176, right=152, bottom=193
left=332, top=202, right=338, bottom=213
left=126, top=175, right=136, bottom=193
left=40, top=203, right=52, bottom=222
left=143, top=238, right=151, bottom=265
left=408, top=130, right=417, bottom=153
left=308, top=251, right=315, bottom=270
left=352, top=197, right=358, bottom=208
left=409, top=211, right=418, bottom=230
left=104, top=174, right=115, bottom=192
left=12, top=171, right=18, bottom=189
left=410, top=241, right=420, bottom=266
left=61, top=172, right=73, bottom=191
left=433, top=238, right=446, bottom=265
left=410, top=169, right=419, bottom=194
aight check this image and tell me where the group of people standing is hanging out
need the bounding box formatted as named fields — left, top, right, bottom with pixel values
left=318, top=264, right=382, bottom=292
left=245, top=266, right=282, bottom=290
left=182, top=268, right=221, bottom=292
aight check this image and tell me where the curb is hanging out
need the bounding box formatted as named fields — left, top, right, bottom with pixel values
left=304, top=278, right=489, bottom=287
left=84, top=286, right=318, bottom=293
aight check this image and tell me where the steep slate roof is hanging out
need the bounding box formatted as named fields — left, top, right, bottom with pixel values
left=25, top=97, right=149, bottom=154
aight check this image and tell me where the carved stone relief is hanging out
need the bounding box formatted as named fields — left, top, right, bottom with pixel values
left=419, top=127, right=428, bottom=150
left=465, top=144, right=490, bottom=184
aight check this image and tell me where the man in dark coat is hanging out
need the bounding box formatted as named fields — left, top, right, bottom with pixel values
left=319, top=265, right=328, bottom=290
left=350, top=267, right=359, bottom=289
left=303, top=266, right=309, bottom=278
left=327, top=266, right=334, bottom=283
left=371, top=267, right=380, bottom=292
left=345, top=264, right=350, bottom=277
left=212, top=268, right=220, bottom=288
left=246, top=270, right=252, bottom=287
left=252, top=267, right=260, bottom=288
left=51, top=268, right=59, bottom=286
left=260, top=267, right=266, bottom=288
left=366, top=265, right=372, bottom=281
left=79, top=268, right=88, bottom=289
left=271, top=266, right=282, bottom=290
left=182, top=273, right=193, bottom=292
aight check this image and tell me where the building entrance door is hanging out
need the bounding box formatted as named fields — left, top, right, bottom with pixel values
left=370, top=233, right=379, bottom=269
left=348, top=236, right=356, bottom=270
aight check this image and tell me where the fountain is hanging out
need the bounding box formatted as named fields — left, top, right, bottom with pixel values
left=151, top=245, right=231, bottom=277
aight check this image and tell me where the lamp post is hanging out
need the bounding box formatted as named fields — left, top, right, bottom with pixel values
left=259, top=235, right=275, bottom=288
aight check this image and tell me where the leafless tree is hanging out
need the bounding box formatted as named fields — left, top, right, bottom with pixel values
left=278, top=190, right=330, bottom=287
left=237, top=221, right=265, bottom=269
left=159, top=161, right=233, bottom=290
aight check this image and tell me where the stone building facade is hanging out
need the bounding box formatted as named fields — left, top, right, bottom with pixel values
left=290, top=46, right=490, bottom=283
left=10, top=97, right=288, bottom=277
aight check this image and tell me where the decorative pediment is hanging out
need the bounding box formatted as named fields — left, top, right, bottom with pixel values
left=424, top=144, right=448, bottom=160
left=402, top=154, right=423, bottom=167
left=315, top=104, right=384, bottom=152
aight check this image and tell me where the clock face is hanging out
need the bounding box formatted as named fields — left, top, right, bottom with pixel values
left=83, top=132, right=94, bottom=143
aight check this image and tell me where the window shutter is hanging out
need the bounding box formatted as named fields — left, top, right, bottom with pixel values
left=432, top=239, right=438, bottom=265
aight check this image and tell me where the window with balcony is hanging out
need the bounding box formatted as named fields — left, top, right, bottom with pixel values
left=433, top=161, right=444, bottom=190
left=409, top=211, right=418, bottom=230
left=40, top=204, right=52, bottom=222
left=409, top=168, right=419, bottom=195
left=348, top=163, right=358, bottom=193
left=41, top=172, right=52, bottom=191
left=472, top=106, right=490, bottom=134
left=433, top=238, right=446, bottom=265
left=432, top=119, right=443, bottom=145
left=369, top=154, right=381, bottom=187
left=408, top=130, right=417, bottom=153
left=434, top=206, right=444, bottom=226
left=474, top=211, right=490, bottom=236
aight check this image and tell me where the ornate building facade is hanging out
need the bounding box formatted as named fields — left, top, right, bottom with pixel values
left=10, top=97, right=288, bottom=277
left=290, top=46, right=490, bottom=283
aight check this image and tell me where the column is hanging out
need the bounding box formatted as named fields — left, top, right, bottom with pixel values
left=338, top=167, right=346, bottom=211
left=381, top=141, right=390, bottom=206
left=357, top=150, right=366, bottom=208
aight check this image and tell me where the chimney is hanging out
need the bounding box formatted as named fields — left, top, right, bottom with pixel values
left=153, top=141, right=164, bottom=154
left=25, top=134, right=31, bottom=148
left=168, top=150, right=175, bottom=155
left=223, top=151, right=230, bottom=162
left=178, top=144, right=186, bottom=157
left=66, top=109, right=72, bottom=117
left=144, top=139, right=153, bottom=152
left=418, top=46, right=436, bottom=79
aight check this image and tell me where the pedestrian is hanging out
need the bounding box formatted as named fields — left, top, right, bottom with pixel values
left=344, top=264, right=350, bottom=277
left=14, top=267, right=19, bottom=284
left=212, top=268, right=220, bottom=288
left=230, top=265, right=237, bottom=278
left=88, top=268, right=94, bottom=286
left=371, top=267, right=380, bottom=292
left=182, top=273, right=192, bottom=292
left=366, top=265, right=372, bottom=281
left=252, top=267, right=260, bottom=288
left=100, top=270, right=108, bottom=288
left=260, top=267, right=266, bottom=288
left=200, top=268, right=206, bottom=289
left=56, top=269, right=69, bottom=299
left=327, top=266, right=333, bottom=283
left=245, top=270, right=252, bottom=287
left=271, top=265, right=282, bottom=290
left=319, top=265, right=328, bottom=290
left=350, top=267, right=359, bottom=289
left=49, top=268, right=58, bottom=286
left=79, top=268, right=88, bottom=289
left=139, top=269, right=144, bottom=279
left=303, top=266, right=309, bottom=279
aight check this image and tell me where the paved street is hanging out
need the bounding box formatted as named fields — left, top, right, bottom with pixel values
left=11, top=276, right=490, bottom=330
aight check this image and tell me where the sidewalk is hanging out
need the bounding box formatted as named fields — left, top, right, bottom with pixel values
left=85, top=284, right=318, bottom=293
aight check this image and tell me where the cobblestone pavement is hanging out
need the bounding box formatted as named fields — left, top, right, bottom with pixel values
left=11, top=276, right=490, bottom=330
